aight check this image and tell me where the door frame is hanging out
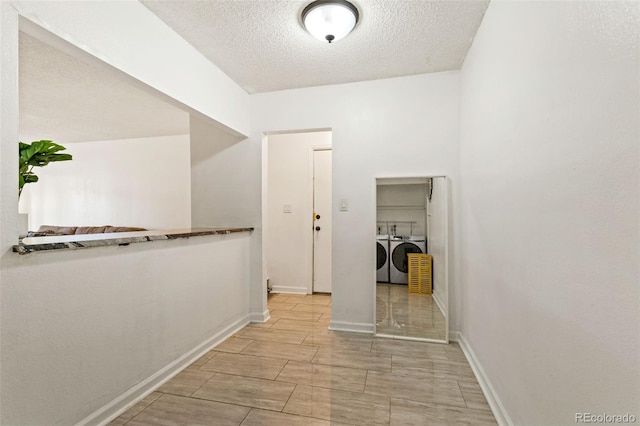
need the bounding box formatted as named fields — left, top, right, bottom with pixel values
left=373, top=174, right=449, bottom=344
left=260, top=129, right=332, bottom=300
left=308, top=145, right=332, bottom=294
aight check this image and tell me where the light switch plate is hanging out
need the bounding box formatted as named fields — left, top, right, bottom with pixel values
left=283, top=204, right=292, bottom=213
left=339, top=199, right=348, bottom=211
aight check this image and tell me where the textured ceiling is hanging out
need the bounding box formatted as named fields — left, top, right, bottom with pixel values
left=19, top=33, right=189, bottom=144
left=19, top=1, right=489, bottom=142
left=141, top=0, right=490, bottom=93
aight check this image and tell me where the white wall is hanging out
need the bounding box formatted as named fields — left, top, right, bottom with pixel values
left=266, top=131, right=331, bottom=293
left=21, top=134, right=191, bottom=231
left=377, top=183, right=427, bottom=237
left=14, top=0, right=250, bottom=137
left=2, top=234, right=250, bottom=425
left=190, top=115, right=265, bottom=320
left=428, top=177, right=446, bottom=314
left=252, top=72, right=461, bottom=332
left=0, top=2, right=257, bottom=424
left=459, top=1, right=639, bottom=424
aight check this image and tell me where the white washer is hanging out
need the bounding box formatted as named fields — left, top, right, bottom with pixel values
left=389, top=236, right=426, bottom=284
left=376, top=235, right=389, bottom=283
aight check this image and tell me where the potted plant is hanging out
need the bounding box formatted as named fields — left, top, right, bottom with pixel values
left=19, top=140, right=72, bottom=198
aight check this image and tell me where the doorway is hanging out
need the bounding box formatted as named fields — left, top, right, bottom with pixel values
left=264, top=130, right=332, bottom=295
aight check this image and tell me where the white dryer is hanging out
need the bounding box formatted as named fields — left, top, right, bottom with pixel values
left=389, top=236, right=427, bottom=284
left=376, top=235, right=389, bottom=283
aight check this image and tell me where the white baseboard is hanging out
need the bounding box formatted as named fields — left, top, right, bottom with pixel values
left=250, top=309, right=270, bottom=323
left=329, top=320, right=374, bottom=334
left=432, top=290, right=446, bottom=318
left=79, top=313, right=250, bottom=426
left=271, top=285, right=308, bottom=294
left=375, top=333, right=447, bottom=344
left=454, top=332, right=513, bottom=426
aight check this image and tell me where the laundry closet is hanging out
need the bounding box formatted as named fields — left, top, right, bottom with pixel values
left=376, top=178, right=430, bottom=285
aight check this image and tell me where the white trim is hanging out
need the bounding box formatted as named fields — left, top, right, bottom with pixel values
left=454, top=332, right=514, bottom=426
left=329, top=320, right=374, bottom=334
left=442, top=176, right=450, bottom=343
left=271, top=286, right=309, bottom=295
left=250, top=309, right=271, bottom=323
left=375, top=333, right=446, bottom=344
left=373, top=175, right=450, bottom=342
left=432, top=289, right=446, bottom=319
left=263, top=127, right=331, bottom=136
left=79, top=313, right=250, bottom=426
left=260, top=133, right=270, bottom=319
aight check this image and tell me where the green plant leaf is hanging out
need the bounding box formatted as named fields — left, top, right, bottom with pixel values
left=18, top=140, right=72, bottom=198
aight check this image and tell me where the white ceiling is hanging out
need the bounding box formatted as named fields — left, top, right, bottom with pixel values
left=19, top=1, right=489, bottom=143
left=141, top=0, right=490, bottom=93
left=19, top=32, right=189, bottom=144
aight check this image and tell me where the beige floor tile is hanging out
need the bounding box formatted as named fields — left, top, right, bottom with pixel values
left=390, top=398, right=497, bottom=426
left=443, top=342, right=464, bottom=355
left=330, top=330, right=374, bottom=340
left=158, top=367, right=216, bottom=397
left=214, top=337, right=254, bottom=353
left=113, top=293, right=494, bottom=425
left=376, top=283, right=446, bottom=340
left=285, top=294, right=332, bottom=306
left=365, top=370, right=466, bottom=408
left=317, top=314, right=332, bottom=323
left=445, top=350, right=469, bottom=363
left=270, top=309, right=323, bottom=322
left=241, top=340, right=320, bottom=362
left=459, top=381, right=492, bottom=411
left=312, top=347, right=392, bottom=372
left=241, top=408, right=336, bottom=426
left=371, top=338, right=448, bottom=360
left=303, top=333, right=373, bottom=352
left=267, top=301, right=298, bottom=311
left=127, top=393, right=249, bottom=426
left=244, top=320, right=275, bottom=329
left=200, top=352, right=287, bottom=380
left=391, top=354, right=476, bottom=382
left=458, top=381, right=482, bottom=393
left=283, top=384, right=390, bottom=425
left=271, top=318, right=330, bottom=333
left=276, top=360, right=368, bottom=392
left=240, top=327, right=309, bottom=344
left=268, top=293, right=290, bottom=301
left=110, top=392, right=162, bottom=424
left=190, top=349, right=217, bottom=367
left=192, top=373, right=295, bottom=411
left=292, top=304, right=333, bottom=314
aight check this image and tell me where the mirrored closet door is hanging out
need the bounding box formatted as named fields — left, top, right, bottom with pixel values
left=375, top=176, right=449, bottom=342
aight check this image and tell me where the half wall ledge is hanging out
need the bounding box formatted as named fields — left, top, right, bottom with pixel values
left=13, top=227, right=254, bottom=255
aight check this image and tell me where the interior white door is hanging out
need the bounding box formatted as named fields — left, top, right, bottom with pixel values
left=313, top=149, right=332, bottom=293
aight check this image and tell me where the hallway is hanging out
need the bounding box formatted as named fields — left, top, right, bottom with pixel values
left=111, top=293, right=496, bottom=425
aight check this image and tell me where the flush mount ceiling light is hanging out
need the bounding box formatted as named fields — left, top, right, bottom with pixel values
left=302, top=0, right=359, bottom=43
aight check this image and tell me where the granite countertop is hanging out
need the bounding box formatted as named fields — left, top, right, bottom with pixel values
left=13, top=227, right=254, bottom=255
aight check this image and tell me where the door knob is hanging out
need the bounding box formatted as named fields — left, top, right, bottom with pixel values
left=316, top=214, right=321, bottom=220
left=315, top=226, right=321, bottom=231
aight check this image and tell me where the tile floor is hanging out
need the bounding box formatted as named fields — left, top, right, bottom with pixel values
left=376, top=284, right=447, bottom=340
left=111, top=293, right=496, bottom=425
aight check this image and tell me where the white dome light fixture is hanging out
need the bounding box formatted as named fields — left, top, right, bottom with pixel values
left=302, top=0, right=359, bottom=43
